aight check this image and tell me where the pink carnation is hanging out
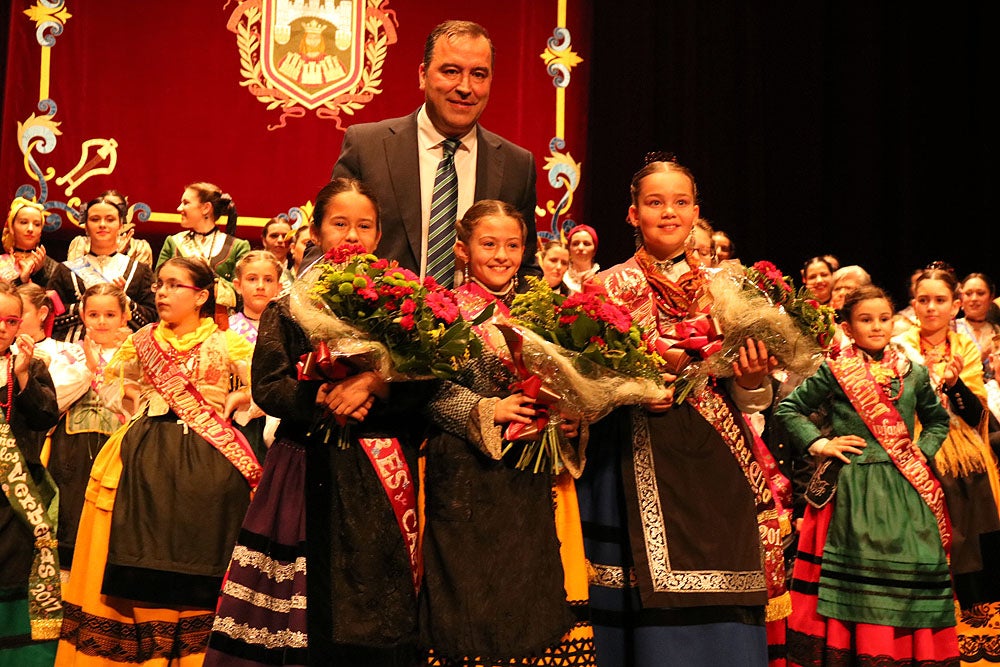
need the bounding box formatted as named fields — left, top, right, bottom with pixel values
left=399, top=314, right=415, bottom=330
left=400, top=298, right=417, bottom=315
left=598, top=302, right=633, bottom=333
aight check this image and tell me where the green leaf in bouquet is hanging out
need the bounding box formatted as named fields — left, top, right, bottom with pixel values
left=569, top=314, right=600, bottom=349
left=472, top=303, right=497, bottom=326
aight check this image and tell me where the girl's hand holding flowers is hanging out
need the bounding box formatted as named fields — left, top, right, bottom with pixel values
left=645, top=373, right=677, bottom=413
left=732, top=338, right=779, bottom=390
left=494, top=392, right=537, bottom=426
left=559, top=413, right=580, bottom=440
left=317, top=371, right=385, bottom=423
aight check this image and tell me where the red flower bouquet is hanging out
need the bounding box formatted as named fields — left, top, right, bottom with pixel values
left=290, top=244, right=485, bottom=446
left=665, top=261, right=837, bottom=402
left=500, top=277, right=669, bottom=472
left=292, top=244, right=482, bottom=382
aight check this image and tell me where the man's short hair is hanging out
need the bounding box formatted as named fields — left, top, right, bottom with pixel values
left=422, top=20, right=495, bottom=69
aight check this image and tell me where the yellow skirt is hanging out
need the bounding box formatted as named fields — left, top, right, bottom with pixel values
left=55, top=424, right=213, bottom=667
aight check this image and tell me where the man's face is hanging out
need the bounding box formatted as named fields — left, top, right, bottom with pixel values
left=419, top=34, right=492, bottom=137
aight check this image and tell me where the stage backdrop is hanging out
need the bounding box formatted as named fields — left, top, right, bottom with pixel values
left=1, top=0, right=591, bottom=259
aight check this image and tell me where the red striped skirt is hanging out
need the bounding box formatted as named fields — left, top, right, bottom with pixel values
left=786, top=504, right=959, bottom=666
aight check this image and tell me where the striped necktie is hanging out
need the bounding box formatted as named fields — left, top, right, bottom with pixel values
left=426, top=137, right=461, bottom=287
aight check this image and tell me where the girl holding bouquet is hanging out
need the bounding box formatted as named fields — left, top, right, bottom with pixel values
left=775, top=285, right=958, bottom=665
left=206, top=178, right=430, bottom=666
left=419, top=199, right=596, bottom=666
left=894, top=267, right=1000, bottom=663
left=0, top=280, right=61, bottom=666
left=56, top=256, right=258, bottom=666
left=577, top=155, right=781, bottom=667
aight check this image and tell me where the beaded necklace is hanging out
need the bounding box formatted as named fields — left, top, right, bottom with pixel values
left=0, top=353, right=14, bottom=421
left=864, top=346, right=905, bottom=402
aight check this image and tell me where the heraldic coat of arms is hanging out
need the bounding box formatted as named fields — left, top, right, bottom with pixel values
left=227, top=0, right=397, bottom=129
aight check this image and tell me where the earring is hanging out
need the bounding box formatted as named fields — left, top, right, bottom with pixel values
left=513, top=274, right=519, bottom=291
left=463, top=264, right=469, bottom=284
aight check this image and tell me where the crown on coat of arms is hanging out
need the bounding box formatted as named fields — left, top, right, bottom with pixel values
left=302, top=19, right=328, bottom=35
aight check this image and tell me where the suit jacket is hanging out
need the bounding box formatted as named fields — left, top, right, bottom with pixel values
left=332, top=109, right=540, bottom=276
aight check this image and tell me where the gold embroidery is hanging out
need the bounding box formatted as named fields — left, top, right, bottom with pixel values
left=587, top=560, right=637, bottom=588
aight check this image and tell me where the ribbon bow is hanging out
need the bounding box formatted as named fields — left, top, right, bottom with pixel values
left=654, top=314, right=724, bottom=374
left=297, top=340, right=351, bottom=382
left=496, top=324, right=562, bottom=441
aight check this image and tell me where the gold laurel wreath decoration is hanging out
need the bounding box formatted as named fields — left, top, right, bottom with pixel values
left=236, top=2, right=392, bottom=124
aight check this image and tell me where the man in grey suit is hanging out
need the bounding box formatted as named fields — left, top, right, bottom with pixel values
left=331, top=20, right=539, bottom=283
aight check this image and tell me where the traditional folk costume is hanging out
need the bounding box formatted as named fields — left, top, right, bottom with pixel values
left=157, top=231, right=250, bottom=311
left=56, top=319, right=260, bottom=666
left=0, top=355, right=62, bottom=666
left=205, top=294, right=430, bottom=666
left=562, top=263, right=600, bottom=296
left=15, top=335, right=92, bottom=573
left=577, top=250, right=781, bottom=667
left=895, top=327, right=1000, bottom=666
left=419, top=280, right=596, bottom=667
left=226, top=311, right=269, bottom=462
left=0, top=253, right=76, bottom=310
left=775, top=343, right=959, bottom=665
left=43, top=340, right=125, bottom=570
left=67, top=236, right=154, bottom=270
left=50, top=252, right=157, bottom=342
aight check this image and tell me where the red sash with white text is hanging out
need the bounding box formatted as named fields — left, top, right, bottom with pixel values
left=133, top=326, right=262, bottom=489
left=358, top=436, right=420, bottom=590
left=827, top=348, right=951, bottom=555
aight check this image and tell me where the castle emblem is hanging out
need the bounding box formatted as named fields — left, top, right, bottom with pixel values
left=227, top=0, right=398, bottom=130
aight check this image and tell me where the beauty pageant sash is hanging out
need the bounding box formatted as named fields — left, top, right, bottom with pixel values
left=0, top=415, right=62, bottom=640
left=827, top=348, right=951, bottom=554
left=133, top=326, right=262, bottom=489
left=690, top=387, right=788, bottom=620
left=358, top=437, right=420, bottom=590
left=65, top=253, right=132, bottom=289
left=228, top=311, right=258, bottom=344
left=295, top=345, right=420, bottom=589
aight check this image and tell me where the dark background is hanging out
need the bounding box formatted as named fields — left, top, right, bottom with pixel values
left=581, top=2, right=997, bottom=305
left=3, top=2, right=997, bottom=306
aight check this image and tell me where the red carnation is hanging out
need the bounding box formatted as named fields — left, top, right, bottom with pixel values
left=426, top=291, right=459, bottom=324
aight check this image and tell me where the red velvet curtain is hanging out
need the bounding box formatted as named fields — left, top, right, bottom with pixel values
left=1, top=0, right=591, bottom=259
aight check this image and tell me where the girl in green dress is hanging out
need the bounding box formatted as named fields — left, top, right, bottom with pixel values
left=775, top=284, right=957, bottom=666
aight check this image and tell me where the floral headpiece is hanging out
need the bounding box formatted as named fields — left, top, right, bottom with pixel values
left=4, top=197, right=46, bottom=253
